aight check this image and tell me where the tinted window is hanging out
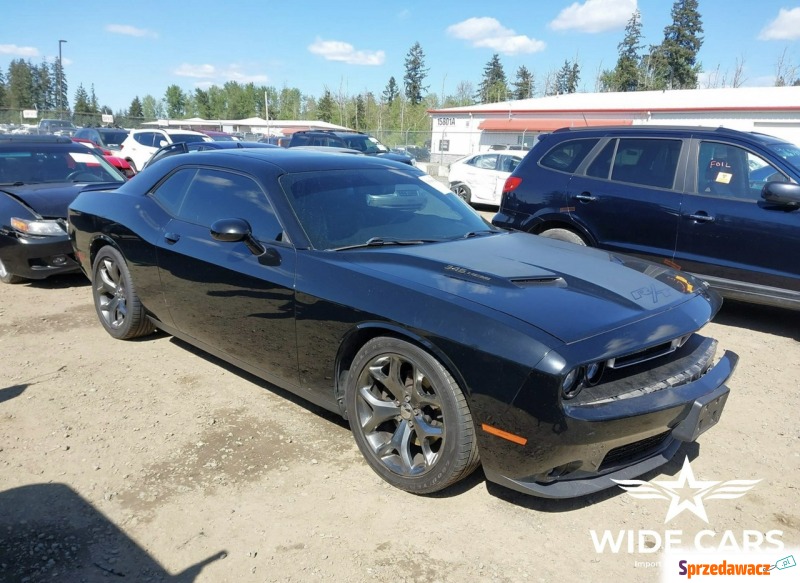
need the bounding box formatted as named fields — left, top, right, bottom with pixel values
left=608, top=138, right=681, bottom=188
left=134, top=132, right=156, bottom=147
left=178, top=169, right=280, bottom=240
left=169, top=133, right=208, bottom=145
left=280, top=168, right=490, bottom=250
left=539, top=138, right=599, bottom=173
left=150, top=168, right=196, bottom=215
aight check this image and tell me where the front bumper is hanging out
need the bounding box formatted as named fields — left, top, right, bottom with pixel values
left=480, top=343, right=738, bottom=498
left=0, top=231, right=80, bottom=280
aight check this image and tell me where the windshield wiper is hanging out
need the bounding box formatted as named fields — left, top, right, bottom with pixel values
left=458, top=229, right=500, bottom=239
left=332, top=236, right=442, bottom=251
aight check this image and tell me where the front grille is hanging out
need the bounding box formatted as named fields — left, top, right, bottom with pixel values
left=600, top=431, right=671, bottom=471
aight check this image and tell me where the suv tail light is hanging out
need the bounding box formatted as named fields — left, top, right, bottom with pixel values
left=503, top=176, right=522, bottom=194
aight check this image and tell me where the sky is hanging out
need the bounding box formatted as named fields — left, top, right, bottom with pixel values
left=3, top=0, right=800, bottom=113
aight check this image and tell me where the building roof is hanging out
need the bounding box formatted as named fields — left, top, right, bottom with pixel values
left=429, top=86, right=800, bottom=116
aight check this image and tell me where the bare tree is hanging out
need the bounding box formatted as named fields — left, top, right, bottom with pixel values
left=774, top=48, right=798, bottom=87
left=731, top=55, right=747, bottom=88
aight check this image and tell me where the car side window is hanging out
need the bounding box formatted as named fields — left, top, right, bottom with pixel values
left=607, top=138, right=681, bottom=188
left=696, top=141, right=753, bottom=200
left=746, top=152, right=789, bottom=196
left=470, top=154, right=499, bottom=170
left=151, top=168, right=196, bottom=215
left=499, top=155, right=521, bottom=172
left=134, top=132, right=153, bottom=147
left=540, top=138, right=599, bottom=173
left=176, top=168, right=281, bottom=241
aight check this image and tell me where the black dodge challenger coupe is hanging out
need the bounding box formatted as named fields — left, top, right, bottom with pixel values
left=67, top=148, right=738, bottom=498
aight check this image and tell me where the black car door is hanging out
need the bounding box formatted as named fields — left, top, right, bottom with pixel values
left=675, top=139, right=800, bottom=296
left=566, top=136, right=686, bottom=263
left=151, top=167, right=299, bottom=386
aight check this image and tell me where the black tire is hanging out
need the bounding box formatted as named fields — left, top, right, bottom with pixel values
left=345, top=337, right=480, bottom=494
left=0, top=258, right=23, bottom=284
left=538, top=227, right=588, bottom=246
left=452, top=183, right=472, bottom=205
left=91, top=246, right=154, bottom=339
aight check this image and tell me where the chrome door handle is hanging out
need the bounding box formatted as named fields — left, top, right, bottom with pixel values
left=575, top=193, right=597, bottom=202
left=687, top=214, right=715, bottom=223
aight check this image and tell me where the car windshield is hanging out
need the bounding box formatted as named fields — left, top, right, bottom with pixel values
left=764, top=141, right=800, bottom=168
left=280, top=167, right=495, bottom=250
left=0, top=146, right=127, bottom=185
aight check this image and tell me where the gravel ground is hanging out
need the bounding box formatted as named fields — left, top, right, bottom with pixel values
left=1, top=268, right=799, bottom=583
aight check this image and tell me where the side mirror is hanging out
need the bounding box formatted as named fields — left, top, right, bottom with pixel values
left=762, top=181, right=800, bottom=207
left=210, top=218, right=272, bottom=259
left=158, top=139, right=168, bottom=147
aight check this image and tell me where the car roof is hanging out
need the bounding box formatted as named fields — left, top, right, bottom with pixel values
left=0, top=135, right=74, bottom=144
left=147, top=147, right=417, bottom=175
left=133, top=128, right=207, bottom=135
left=549, top=124, right=790, bottom=146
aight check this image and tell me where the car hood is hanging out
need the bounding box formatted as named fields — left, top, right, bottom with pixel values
left=375, top=151, right=414, bottom=164
left=0, top=183, right=120, bottom=218
left=340, top=232, right=711, bottom=344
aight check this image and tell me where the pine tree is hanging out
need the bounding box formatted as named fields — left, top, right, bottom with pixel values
left=128, top=96, right=144, bottom=120
left=601, top=9, right=643, bottom=91
left=51, top=57, right=68, bottom=114
left=317, top=89, right=335, bottom=123
left=382, top=77, right=399, bottom=105
left=165, top=85, right=186, bottom=118
left=403, top=43, right=429, bottom=105
left=477, top=54, right=508, bottom=103
left=650, top=0, right=704, bottom=89
left=512, top=66, right=535, bottom=100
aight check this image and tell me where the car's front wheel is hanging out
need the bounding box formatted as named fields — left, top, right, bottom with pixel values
left=91, top=246, right=154, bottom=340
left=345, top=337, right=480, bottom=494
left=0, top=258, right=23, bottom=284
left=538, top=227, right=587, bottom=246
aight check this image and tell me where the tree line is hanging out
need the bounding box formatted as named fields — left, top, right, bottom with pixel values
left=1, top=1, right=797, bottom=137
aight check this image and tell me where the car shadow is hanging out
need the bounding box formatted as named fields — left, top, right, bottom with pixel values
left=485, top=442, right=700, bottom=511
left=0, top=483, right=226, bottom=582
left=714, top=299, right=800, bottom=341
left=168, top=336, right=349, bottom=429
left=23, top=272, right=89, bottom=289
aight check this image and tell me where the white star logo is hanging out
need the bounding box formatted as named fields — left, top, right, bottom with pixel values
left=612, top=457, right=760, bottom=523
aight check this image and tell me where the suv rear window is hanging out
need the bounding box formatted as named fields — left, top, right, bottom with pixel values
left=539, top=138, right=599, bottom=173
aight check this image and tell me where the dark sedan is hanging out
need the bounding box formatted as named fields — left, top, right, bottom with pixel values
left=67, top=149, right=737, bottom=498
left=0, top=135, right=126, bottom=283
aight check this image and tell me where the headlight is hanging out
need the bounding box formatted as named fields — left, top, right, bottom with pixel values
left=10, top=217, right=67, bottom=236
left=561, top=368, right=583, bottom=399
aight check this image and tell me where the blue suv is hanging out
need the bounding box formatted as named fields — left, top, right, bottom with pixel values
left=493, top=126, right=800, bottom=310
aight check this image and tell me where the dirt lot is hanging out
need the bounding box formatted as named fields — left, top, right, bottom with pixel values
left=1, top=271, right=799, bottom=583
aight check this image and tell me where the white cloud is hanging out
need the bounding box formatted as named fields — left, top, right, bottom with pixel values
left=174, top=63, right=268, bottom=85
left=446, top=17, right=545, bottom=55
left=174, top=63, right=217, bottom=78
left=759, top=8, right=800, bottom=40
left=0, top=44, right=39, bottom=57
left=308, top=39, right=385, bottom=65
left=105, top=24, right=158, bottom=38
left=550, top=0, right=636, bottom=34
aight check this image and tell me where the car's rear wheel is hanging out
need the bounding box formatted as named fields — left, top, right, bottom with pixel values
left=0, top=258, right=23, bottom=284
left=91, top=246, right=154, bottom=339
left=452, top=183, right=472, bottom=205
left=346, top=337, right=480, bottom=494
left=538, top=227, right=587, bottom=246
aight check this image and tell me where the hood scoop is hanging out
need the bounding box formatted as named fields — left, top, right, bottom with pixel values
left=509, top=275, right=566, bottom=288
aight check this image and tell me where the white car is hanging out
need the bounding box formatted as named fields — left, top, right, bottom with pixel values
left=448, top=152, right=524, bottom=206
left=119, top=129, right=211, bottom=171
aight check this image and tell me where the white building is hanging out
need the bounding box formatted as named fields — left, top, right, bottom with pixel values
left=427, top=86, right=800, bottom=163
